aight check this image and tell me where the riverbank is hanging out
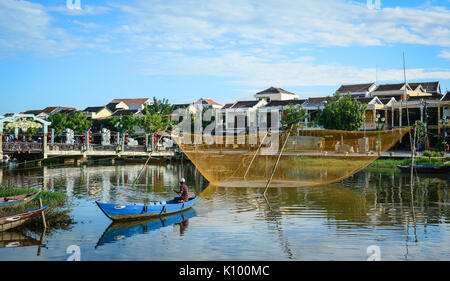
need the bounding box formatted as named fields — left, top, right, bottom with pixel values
left=369, top=156, right=450, bottom=168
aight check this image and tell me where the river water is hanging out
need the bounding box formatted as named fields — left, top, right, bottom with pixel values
left=0, top=162, right=449, bottom=261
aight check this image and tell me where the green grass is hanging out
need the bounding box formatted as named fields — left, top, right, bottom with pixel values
left=0, top=187, right=66, bottom=207
left=369, top=157, right=450, bottom=168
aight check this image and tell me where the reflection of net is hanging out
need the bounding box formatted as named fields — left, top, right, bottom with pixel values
left=174, top=128, right=410, bottom=187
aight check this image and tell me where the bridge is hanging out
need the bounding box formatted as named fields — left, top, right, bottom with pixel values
left=0, top=113, right=178, bottom=163
left=1, top=141, right=177, bottom=162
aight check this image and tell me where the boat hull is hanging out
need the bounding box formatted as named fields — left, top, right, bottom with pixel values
left=0, top=191, right=40, bottom=209
left=95, top=196, right=198, bottom=221
left=0, top=205, right=48, bottom=232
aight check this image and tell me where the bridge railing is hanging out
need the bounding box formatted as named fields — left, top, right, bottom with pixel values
left=2, top=142, right=43, bottom=152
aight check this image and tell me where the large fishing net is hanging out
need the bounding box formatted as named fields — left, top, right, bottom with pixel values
left=173, top=127, right=410, bottom=188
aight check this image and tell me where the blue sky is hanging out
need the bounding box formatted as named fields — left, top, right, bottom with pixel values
left=0, top=0, right=449, bottom=114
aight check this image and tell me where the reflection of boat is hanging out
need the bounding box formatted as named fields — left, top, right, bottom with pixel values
left=174, top=128, right=410, bottom=187
left=95, top=208, right=196, bottom=248
left=0, top=231, right=44, bottom=248
left=95, top=196, right=198, bottom=221
left=397, top=164, right=450, bottom=174
left=0, top=191, right=40, bottom=209
left=0, top=205, right=48, bottom=232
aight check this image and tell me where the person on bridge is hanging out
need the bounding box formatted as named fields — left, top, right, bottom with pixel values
left=173, top=178, right=189, bottom=203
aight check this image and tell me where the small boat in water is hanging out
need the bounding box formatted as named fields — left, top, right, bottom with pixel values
left=397, top=164, right=450, bottom=174
left=0, top=205, right=48, bottom=232
left=95, top=196, right=198, bottom=221
left=0, top=191, right=40, bottom=209
left=95, top=208, right=196, bottom=247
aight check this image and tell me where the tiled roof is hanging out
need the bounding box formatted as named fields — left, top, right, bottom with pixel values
left=337, top=83, right=375, bottom=93
left=255, top=87, right=296, bottom=96
left=173, top=104, right=190, bottom=110
left=305, top=97, right=328, bottom=104
left=23, top=110, right=44, bottom=115
left=222, top=103, right=234, bottom=109
left=264, top=99, right=306, bottom=107
left=83, top=106, right=106, bottom=113
left=442, top=91, right=450, bottom=101
left=230, top=100, right=260, bottom=108
left=198, top=98, right=222, bottom=106
left=105, top=102, right=120, bottom=112
left=111, top=109, right=138, bottom=116
left=111, top=98, right=150, bottom=105
left=374, top=83, right=409, bottom=92
left=408, top=81, right=440, bottom=93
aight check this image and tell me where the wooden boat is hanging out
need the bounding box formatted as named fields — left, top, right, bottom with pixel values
left=0, top=191, right=40, bottom=209
left=0, top=205, right=48, bottom=232
left=95, top=196, right=198, bottom=221
left=95, top=208, right=196, bottom=247
left=397, top=164, right=450, bottom=174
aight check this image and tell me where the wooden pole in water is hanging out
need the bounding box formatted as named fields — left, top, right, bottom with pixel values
left=244, top=132, right=268, bottom=179
left=39, top=198, right=47, bottom=229
left=133, top=156, right=151, bottom=186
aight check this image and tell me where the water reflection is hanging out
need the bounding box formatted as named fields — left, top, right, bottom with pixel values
left=95, top=208, right=197, bottom=248
left=0, top=162, right=449, bottom=260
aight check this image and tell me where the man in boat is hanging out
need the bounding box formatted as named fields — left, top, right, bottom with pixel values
left=173, top=178, right=189, bottom=203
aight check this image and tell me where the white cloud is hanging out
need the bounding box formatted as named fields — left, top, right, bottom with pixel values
left=110, top=0, right=450, bottom=50
left=0, top=0, right=83, bottom=57
left=139, top=51, right=450, bottom=87
left=439, top=50, right=450, bottom=59
left=47, top=4, right=111, bottom=16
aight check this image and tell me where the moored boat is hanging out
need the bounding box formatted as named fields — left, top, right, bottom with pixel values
left=0, top=205, right=48, bottom=232
left=0, top=191, right=40, bottom=209
left=95, top=196, right=198, bottom=221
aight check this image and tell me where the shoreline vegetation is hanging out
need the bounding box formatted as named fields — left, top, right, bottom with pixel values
left=370, top=156, right=450, bottom=169
left=0, top=187, right=73, bottom=234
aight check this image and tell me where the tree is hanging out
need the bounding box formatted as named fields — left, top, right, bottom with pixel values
left=316, top=92, right=367, bottom=131
left=48, top=112, right=69, bottom=135
left=66, top=111, right=92, bottom=134
left=49, top=111, right=92, bottom=135
left=113, top=114, right=137, bottom=134
left=281, top=104, right=309, bottom=131
left=138, top=97, right=175, bottom=133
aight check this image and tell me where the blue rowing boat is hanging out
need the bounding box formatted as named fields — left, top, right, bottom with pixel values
left=95, top=208, right=196, bottom=248
left=95, top=196, right=198, bottom=221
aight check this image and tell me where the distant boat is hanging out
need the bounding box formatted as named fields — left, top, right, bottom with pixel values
left=0, top=191, right=40, bottom=209
left=0, top=205, right=48, bottom=232
left=397, top=164, right=450, bottom=174
left=95, top=208, right=196, bottom=248
left=95, top=196, right=198, bottom=221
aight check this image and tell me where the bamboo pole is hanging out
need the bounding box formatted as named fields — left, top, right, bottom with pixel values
left=243, top=132, right=268, bottom=179
left=39, top=198, right=47, bottom=229
left=133, top=156, right=152, bottom=186
left=263, top=126, right=293, bottom=196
